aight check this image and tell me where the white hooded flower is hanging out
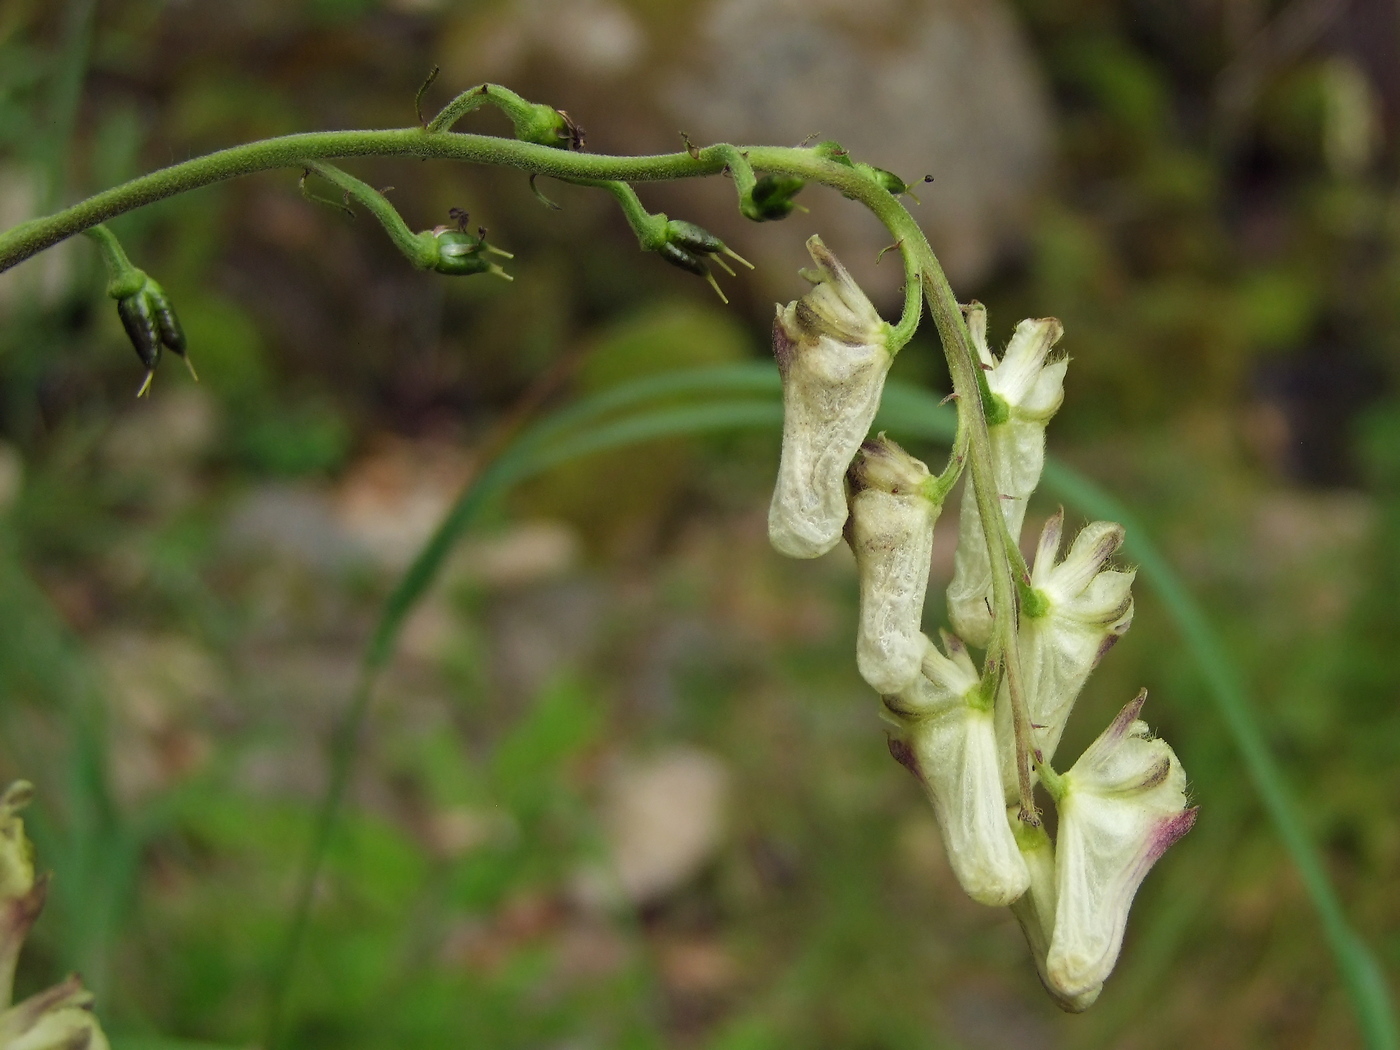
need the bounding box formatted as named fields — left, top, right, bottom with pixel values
left=886, top=633, right=1030, bottom=906
left=768, top=235, right=893, bottom=559
left=0, top=782, right=43, bottom=1011
left=1007, top=816, right=1101, bottom=1012
left=1044, top=691, right=1197, bottom=1007
left=848, top=435, right=943, bottom=694
left=0, top=974, right=111, bottom=1050
left=996, top=511, right=1135, bottom=797
left=946, top=304, right=1066, bottom=646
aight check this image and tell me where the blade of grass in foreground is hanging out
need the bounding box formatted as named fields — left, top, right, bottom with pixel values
left=269, top=365, right=1395, bottom=1050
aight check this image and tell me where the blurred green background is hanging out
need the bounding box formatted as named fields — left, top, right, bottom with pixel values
left=2, top=0, right=1399, bottom=1047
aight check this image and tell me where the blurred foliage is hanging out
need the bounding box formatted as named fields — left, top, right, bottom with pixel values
left=0, top=0, right=1399, bottom=1048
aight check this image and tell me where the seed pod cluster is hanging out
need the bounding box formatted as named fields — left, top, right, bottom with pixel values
left=113, top=275, right=191, bottom=396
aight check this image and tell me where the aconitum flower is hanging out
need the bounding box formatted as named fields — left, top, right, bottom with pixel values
left=847, top=436, right=943, bottom=694
left=768, top=235, right=893, bottom=559
left=995, top=512, right=1135, bottom=796
left=0, top=781, right=42, bottom=1009
left=885, top=634, right=1029, bottom=906
left=1008, top=817, right=1103, bottom=1012
left=0, top=974, right=110, bottom=1050
left=946, top=305, right=1065, bottom=646
left=1044, top=692, right=1197, bottom=1008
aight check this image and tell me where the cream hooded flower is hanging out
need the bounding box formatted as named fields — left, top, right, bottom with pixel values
left=847, top=435, right=943, bottom=694
left=0, top=782, right=42, bottom=1011
left=946, top=304, right=1065, bottom=646
left=1044, top=692, right=1196, bottom=1007
left=768, top=235, right=894, bottom=559
left=885, top=633, right=1029, bottom=906
left=0, top=974, right=110, bottom=1050
left=996, top=512, right=1135, bottom=797
left=1007, top=817, right=1102, bottom=1012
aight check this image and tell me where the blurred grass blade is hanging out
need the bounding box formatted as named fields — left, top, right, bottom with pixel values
left=275, top=364, right=1395, bottom=1050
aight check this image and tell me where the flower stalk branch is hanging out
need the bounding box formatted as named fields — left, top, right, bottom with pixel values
left=0, top=81, right=1202, bottom=1018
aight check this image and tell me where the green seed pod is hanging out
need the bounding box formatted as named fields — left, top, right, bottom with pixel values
left=656, top=240, right=708, bottom=276
left=812, top=140, right=854, bottom=167
left=145, top=279, right=188, bottom=358
left=431, top=231, right=494, bottom=276
left=665, top=219, right=724, bottom=255
left=744, top=174, right=805, bottom=221
left=857, top=162, right=910, bottom=196
left=117, top=290, right=162, bottom=371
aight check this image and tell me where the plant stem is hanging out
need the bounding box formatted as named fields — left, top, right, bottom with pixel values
left=301, top=161, right=436, bottom=268
left=0, top=113, right=1045, bottom=1007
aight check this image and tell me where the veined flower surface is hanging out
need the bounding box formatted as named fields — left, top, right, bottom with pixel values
left=0, top=974, right=110, bottom=1050
left=886, top=634, right=1030, bottom=906
left=768, top=235, right=893, bottom=559
left=1045, top=692, right=1196, bottom=1007
left=848, top=435, right=942, bottom=694
left=0, top=782, right=41, bottom=1011
left=1008, top=817, right=1102, bottom=1012
left=946, top=305, right=1065, bottom=646
left=996, top=512, right=1135, bottom=796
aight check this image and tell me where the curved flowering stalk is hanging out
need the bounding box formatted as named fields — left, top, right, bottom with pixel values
left=0, top=84, right=1229, bottom=1026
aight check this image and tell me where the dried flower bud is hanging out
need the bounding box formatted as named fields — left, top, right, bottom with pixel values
left=847, top=436, right=942, bottom=694
left=1044, top=692, right=1197, bottom=1007
left=0, top=973, right=110, bottom=1050
left=768, top=235, right=893, bottom=558
left=885, top=634, right=1030, bottom=906
left=996, top=513, right=1135, bottom=794
left=946, top=305, right=1066, bottom=646
left=0, top=781, right=44, bottom=1010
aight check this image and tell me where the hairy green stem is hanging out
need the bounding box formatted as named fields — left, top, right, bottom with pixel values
left=301, top=161, right=436, bottom=268
left=0, top=109, right=1043, bottom=1004
left=923, top=268, right=1037, bottom=822
left=81, top=224, right=144, bottom=298
left=0, top=115, right=1039, bottom=818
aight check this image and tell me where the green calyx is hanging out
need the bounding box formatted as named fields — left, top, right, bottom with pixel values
left=812, top=140, right=854, bottom=167
left=966, top=681, right=996, bottom=714
left=983, top=388, right=1010, bottom=427
left=421, top=226, right=514, bottom=279
left=855, top=162, right=906, bottom=196
left=1019, top=582, right=1051, bottom=619
left=1036, top=761, right=1069, bottom=802
left=1011, top=814, right=1052, bottom=853
left=512, top=102, right=584, bottom=151
left=742, top=173, right=805, bottom=221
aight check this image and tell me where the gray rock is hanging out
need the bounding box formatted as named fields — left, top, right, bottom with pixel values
left=665, top=0, right=1053, bottom=298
